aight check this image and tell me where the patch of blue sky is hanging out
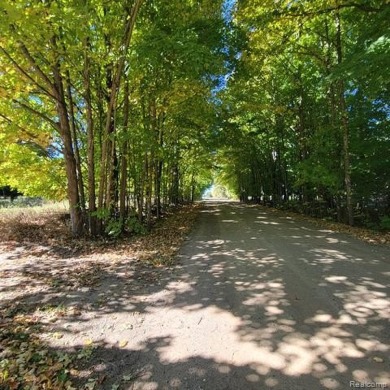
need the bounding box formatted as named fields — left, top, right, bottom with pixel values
left=210, top=0, right=237, bottom=97
left=222, top=0, right=236, bottom=22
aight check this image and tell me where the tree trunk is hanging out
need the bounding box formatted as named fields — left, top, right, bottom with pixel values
left=335, top=10, right=354, bottom=225
left=98, top=0, right=143, bottom=228
left=83, top=37, right=97, bottom=236
left=52, top=51, right=83, bottom=236
left=145, top=154, right=153, bottom=229
left=65, top=71, right=86, bottom=212
left=119, top=81, right=130, bottom=228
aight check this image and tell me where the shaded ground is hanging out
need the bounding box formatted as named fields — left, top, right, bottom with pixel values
left=1, top=202, right=389, bottom=389
left=0, top=204, right=199, bottom=389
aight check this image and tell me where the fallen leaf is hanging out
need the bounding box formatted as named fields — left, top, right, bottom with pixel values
left=85, top=379, right=97, bottom=390
left=118, top=340, right=128, bottom=348
left=84, top=338, right=93, bottom=346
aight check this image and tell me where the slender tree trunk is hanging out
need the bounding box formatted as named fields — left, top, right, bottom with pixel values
left=52, top=49, right=83, bottom=236
left=83, top=37, right=97, bottom=235
left=119, top=143, right=128, bottom=224
left=155, top=159, right=163, bottom=218
left=119, top=81, right=130, bottom=228
left=335, top=10, right=353, bottom=225
left=98, top=0, right=143, bottom=221
left=137, top=171, right=144, bottom=223
left=323, top=16, right=344, bottom=222
left=106, top=137, right=118, bottom=212
left=151, top=98, right=164, bottom=219
left=171, top=165, right=180, bottom=205
left=190, top=173, right=195, bottom=203
left=65, top=72, right=86, bottom=211
left=144, top=155, right=152, bottom=228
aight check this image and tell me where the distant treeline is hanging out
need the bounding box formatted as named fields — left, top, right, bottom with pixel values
left=0, top=186, right=22, bottom=200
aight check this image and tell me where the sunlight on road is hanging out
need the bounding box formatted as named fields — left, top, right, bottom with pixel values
left=122, top=262, right=389, bottom=389
left=14, top=203, right=388, bottom=390
left=117, top=216, right=389, bottom=389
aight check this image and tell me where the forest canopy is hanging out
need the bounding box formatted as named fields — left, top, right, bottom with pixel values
left=0, top=0, right=389, bottom=235
left=215, top=0, right=390, bottom=228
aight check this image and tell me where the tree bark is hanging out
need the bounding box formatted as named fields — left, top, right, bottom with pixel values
left=335, top=10, right=354, bottom=226
left=52, top=43, right=83, bottom=236
left=119, top=80, right=130, bottom=228
left=98, top=0, right=144, bottom=220
left=83, top=37, right=97, bottom=236
left=65, top=71, right=86, bottom=212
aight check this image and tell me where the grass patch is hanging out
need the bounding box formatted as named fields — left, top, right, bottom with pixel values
left=0, top=202, right=70, bottom=243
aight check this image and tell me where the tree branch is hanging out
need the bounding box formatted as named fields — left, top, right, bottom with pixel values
left=282, top=2, right=389, bottom=19
left=0, top=112, right=62, bottom=155
left=0, top=46, right=58, bottom=101
left=16, top=40, right=57, bottom=92
left=12, top=99, right=60, bottom=131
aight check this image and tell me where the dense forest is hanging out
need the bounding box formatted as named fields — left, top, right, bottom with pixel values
left=0, top=0, right=389, bottom=236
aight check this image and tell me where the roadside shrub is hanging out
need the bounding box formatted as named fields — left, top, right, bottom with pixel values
left=379, top=216, right=390, bottom=231
left=126, top=217, right=147, bottom=235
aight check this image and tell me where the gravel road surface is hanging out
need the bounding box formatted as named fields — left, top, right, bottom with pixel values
left=125, top=201, right=389, bottom=390
left=7, top=202, right=386, bottom=389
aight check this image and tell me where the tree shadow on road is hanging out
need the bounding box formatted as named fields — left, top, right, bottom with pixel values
left=1, top=203, right=389, bottom=389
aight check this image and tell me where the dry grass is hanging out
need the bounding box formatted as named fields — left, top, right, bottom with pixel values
left=0, top=202, right=70, bottom=244
left=0, top=201, right=68, bottom=216
left=0, top=202, right=201, bottom=261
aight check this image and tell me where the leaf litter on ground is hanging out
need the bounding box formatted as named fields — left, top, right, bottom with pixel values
left=0, top=203, right=201, bottom=389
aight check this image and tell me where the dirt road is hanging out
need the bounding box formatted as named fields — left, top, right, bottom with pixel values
left=3, top=202, right=388, bottom=389
left=123, top=201, right=390, bottom=389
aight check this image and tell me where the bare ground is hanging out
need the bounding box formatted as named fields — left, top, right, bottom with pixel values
left=0, top=204, right=199, bottom=389
left=1, top=202, right=389, bottom=389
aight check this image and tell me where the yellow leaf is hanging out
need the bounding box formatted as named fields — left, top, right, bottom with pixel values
left=84, top=338, right=93, bottom=346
